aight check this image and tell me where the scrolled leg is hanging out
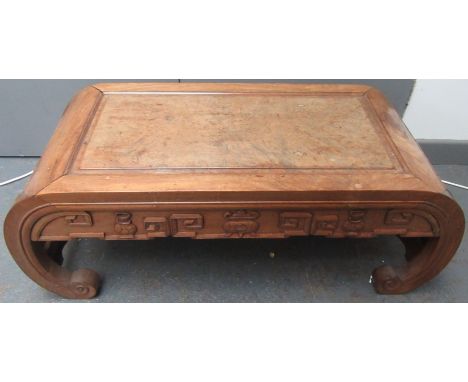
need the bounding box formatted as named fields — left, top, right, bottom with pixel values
left=14, top=240, right=102, bottom=299
left=372, top=235, right=458, bottom=294
left=3, top=201, right=103, bottom=299
left=371, top=193, right=466, bottom=295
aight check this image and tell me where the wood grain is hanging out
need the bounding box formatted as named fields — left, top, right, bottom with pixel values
left=76, top=93, right=396, bottom=170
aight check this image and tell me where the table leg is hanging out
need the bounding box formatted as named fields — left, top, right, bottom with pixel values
left=372, top=235, right=458, bottom=294
left=10, top=239, right=101, bottom=299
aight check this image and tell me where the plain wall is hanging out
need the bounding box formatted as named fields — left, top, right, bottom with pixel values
left=404, top=79, right=468, bottom=140
left=0, top=79, right=415, bottom=156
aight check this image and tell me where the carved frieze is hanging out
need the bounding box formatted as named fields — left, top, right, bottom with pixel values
left=30, top=206, right=439, bottom=242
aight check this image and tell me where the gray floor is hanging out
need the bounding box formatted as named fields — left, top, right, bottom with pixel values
left=1, top=158, right=467, bottom=302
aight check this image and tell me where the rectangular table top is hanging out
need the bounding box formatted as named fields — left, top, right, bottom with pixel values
left=77, top=93, right=396, bottom=171
left=27, top=83, right=444, bottom=198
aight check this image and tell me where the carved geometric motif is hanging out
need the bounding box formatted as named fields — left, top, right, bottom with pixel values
left=144, top=217, right=169, bottom=237
left=31, top=211, right=102, bottom=241
left=170, top=214, right=204, bottom=237
left=385, top=210, right=414, bottom=225
left=279, top=212, right=312, bottom=236
left=313, top=213, right=339, bottom=236
left=31, top=207, right=439, bottom=242
left=383, top=209, right=438, bottom=237
left=64, top=213, right=93, bottom=226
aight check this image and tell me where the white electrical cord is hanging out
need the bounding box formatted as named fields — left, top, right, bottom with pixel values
left=1, top=170, right=468, bottom=191
left=441, top=180, right=468, bottom=191
left=0, top=170, right=34, bottom=186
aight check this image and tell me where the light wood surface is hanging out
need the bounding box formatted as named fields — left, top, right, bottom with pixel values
left=77, top=93, right=395, bottom=170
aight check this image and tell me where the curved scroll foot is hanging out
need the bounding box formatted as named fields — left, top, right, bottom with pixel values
left=372, top=234, right=461, bottom=294
left=70, top=269, right=101, bottom=299
left=8, top=239, right=102, bottom=299
left=28, top=242, right=102, bottom=299
left=372, top=264, right=403, bottom=294
left=4, top=202, right=105, bottom=299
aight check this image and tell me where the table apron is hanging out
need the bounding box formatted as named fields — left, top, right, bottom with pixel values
left=28, top=203, right=440, bottom=240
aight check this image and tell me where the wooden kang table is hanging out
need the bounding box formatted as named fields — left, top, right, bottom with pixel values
left=4, top=83, right=465, bottom=299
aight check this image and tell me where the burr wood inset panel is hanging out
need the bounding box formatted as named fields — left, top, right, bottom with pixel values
left=75, top=93, right=399, bottom=171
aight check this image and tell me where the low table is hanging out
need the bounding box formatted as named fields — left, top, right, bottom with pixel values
left=4, top=83, right=465, bottom=299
